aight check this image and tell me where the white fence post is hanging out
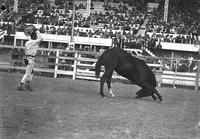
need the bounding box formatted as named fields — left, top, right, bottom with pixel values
left=173, top=59, right=177, bottom=88
left=72, top=52, right=78, bottom=80
left=1, top=33, right=5, bottom=44
left=195, top=61, right=200, bottom=91
left=14, top=36, right=17, bottom=46
left=54, top=49, right=59, bottom=78
left=157, top=59, right=163, bottom=87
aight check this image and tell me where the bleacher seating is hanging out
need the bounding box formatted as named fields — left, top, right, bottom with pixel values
left=0, top=0, right=199, bottom=55
left=0, top=0, right=145, bottom=49
left=1, top=0, right=200, bottom=78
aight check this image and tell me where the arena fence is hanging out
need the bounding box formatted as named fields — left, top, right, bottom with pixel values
left=0, top=45, right=200, bottom=90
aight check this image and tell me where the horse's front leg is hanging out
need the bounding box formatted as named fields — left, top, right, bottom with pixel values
left=100, top=69, right=114, bottom=98
left=106, top=77, right=115, bottom=97
left=100, top=74, right=106, bottom=98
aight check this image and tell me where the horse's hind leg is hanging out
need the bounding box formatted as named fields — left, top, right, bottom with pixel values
left=138, top=81, right=163, bottom=102
left=106, top=71, right=115, bottom=97
left=135, top=88, right=157, bottom=100
left=135, top=89, right=145, bottom=98
left=100, top=69, right=113, bottom=98
left=135, top=88, right=144, bottom=96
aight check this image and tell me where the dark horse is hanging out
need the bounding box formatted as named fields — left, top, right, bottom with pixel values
left=95, top=47, right=163, bottom=102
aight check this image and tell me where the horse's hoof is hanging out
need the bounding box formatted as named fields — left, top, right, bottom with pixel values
left=152, top=97, right=157, bottom=101
left=159, top=100, right=164, bottom=104
left=110, top=94, right=115, bottom=97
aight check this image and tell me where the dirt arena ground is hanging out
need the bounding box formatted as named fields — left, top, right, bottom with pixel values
left=0, top=72, right=200, bottom=139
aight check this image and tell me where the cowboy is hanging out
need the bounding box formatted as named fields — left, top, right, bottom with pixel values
left=17, top=25, right=43, bottom=91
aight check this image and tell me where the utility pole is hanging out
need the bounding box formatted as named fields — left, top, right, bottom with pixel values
left=164, top=0, right=169, bottom=23
left=104, top=0, right=108, bottom=6
left=44, top=0, right=50, bottom=14
left=14, top=0, right=19, bottom=25
left=86, top=0, right=91, bottom=18
left=14, top=0, right=18, bottom=13
left=70, top=0, right=75, bottom=50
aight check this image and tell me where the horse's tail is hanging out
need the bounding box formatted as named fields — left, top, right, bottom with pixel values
left=95, top=56, right=103, bottom=78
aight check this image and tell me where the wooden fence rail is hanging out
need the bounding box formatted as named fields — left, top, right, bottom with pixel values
left=0, top=45, right=200, bottom=90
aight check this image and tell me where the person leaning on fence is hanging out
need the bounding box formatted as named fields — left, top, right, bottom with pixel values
left=17, top=25, right=43, bottom=91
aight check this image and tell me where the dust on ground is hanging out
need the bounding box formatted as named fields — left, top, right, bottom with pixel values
left=0, top=72, right=200, bottom=139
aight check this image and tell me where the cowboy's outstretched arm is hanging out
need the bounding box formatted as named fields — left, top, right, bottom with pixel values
left=36, top=30, right=43, bottom=43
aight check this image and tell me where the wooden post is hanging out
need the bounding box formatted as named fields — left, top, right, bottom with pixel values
left=48, top=41, right=51, bottom=49
left=94, top=45, right=96, bottom=52
left=70, top=0, right=75, bottom=43
left=48, top=42, right=51, bottom=56
left=1, top=33, right=4, bottom=44
left=72, top=52, right=78, bottom=80
left=195, top=61, right=200, bottom=91
left=157, top=59, right=163, bottom=87
left=14, top=37, right=16, bottom=46
left=14, top=0, right=18, bottom=13
left=173, top=58, right=177, bottom=89
left=21, top=39, right=23, bottom=46
left=164, top=0, right=169, bottom=23
left=170, top=51, right=174, bottom=69
left=86, top=0, right=91, bottom=17
left=54, top=49, right=59, bottom=78
left=90, top=44, right=92, bottom=52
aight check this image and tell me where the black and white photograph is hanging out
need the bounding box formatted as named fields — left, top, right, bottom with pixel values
left=0, top=0, right=200, bottom=138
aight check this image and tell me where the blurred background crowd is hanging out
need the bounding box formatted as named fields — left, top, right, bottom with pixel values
left=0, top=0, right=200, bottom=72
left=0, top=0, right=199, bottom=49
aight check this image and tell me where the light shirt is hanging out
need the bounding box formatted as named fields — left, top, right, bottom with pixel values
left=25, top=31, right=43, bottom=56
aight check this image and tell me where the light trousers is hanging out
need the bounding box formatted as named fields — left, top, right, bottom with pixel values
left=21, top=58, right=34, bottom=83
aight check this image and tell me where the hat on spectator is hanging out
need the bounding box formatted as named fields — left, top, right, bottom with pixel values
left=24, top=25, right=36, bottom=36
left=0, top=5, right=5, bottom=11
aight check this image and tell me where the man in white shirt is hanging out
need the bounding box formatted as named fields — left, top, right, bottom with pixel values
left=17, top=26, right=43, bottom=91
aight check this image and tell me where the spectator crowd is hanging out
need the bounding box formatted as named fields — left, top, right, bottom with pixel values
left=146, top=3, right=200, bottom=45
left=0, top=0, right=200, bottom=50
left=0, top=0, right=146, bottom=48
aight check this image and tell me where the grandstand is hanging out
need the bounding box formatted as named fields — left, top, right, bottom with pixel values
left=0, top=0, right=200, bottom=75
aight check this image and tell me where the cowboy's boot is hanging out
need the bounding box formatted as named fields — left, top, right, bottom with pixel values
left=17, top=83, right=25, bottom=91
left=25, top=81, right=33, bottom=92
